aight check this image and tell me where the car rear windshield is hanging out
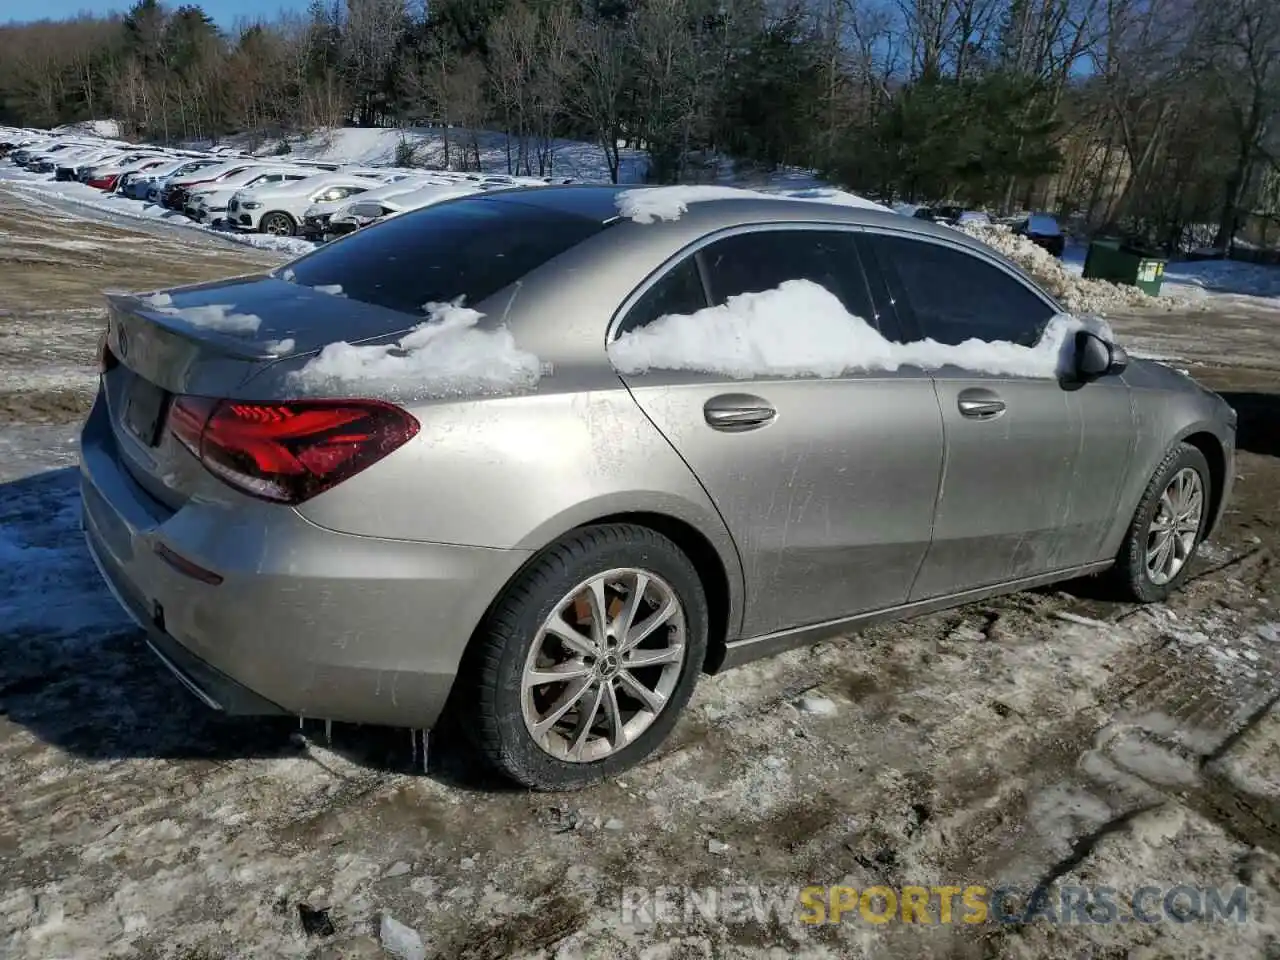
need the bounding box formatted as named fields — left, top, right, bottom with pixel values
left=280, top=196, right=608, bottom=315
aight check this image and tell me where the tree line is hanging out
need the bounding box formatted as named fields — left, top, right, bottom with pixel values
left=1, top=0, right=1277, bottom=250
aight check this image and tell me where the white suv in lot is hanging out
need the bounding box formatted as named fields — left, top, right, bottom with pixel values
left=228, top=170, right=389, bottom=236
left=184, top=165, right=318, bottom=224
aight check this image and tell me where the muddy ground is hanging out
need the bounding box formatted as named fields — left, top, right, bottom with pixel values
left=4, top=182, right=1280, bottom=959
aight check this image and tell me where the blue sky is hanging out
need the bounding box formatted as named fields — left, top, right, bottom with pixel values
left=0, top=0, right=315, bottom=28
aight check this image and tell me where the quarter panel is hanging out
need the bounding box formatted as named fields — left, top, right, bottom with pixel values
left=294, top=388, right=746, bottom=634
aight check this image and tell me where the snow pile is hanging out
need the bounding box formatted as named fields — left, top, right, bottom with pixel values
left=233, top=126, right=650, bottom=184
left=295, top=299, right=542, bottom=398
left=139, top=293, right=262, bottom=334
left=954, top=221, right=1194, bottom=313
left=609, top=278, right=1100, bottom=379
left=616, top=185, right=889, bottom=224
left=53, top=119, right=122, bottom=139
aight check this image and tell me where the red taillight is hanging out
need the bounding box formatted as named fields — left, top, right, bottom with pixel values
left=168, top=397, right=419, bottom=504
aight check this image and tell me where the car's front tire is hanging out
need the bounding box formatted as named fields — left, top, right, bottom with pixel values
left=459, top=523, right=708, bottom=790
left=261, top=212, right=296, bottom=236
left=1110, top=442, right=1212, bottom=602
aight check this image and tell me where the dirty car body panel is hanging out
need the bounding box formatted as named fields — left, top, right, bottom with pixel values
left=80, top=185, right=1237, bottom=736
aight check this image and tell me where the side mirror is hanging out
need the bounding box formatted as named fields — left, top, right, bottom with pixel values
left=1074, top=330, right=1128, bottom=380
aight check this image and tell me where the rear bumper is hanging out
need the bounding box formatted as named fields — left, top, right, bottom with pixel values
left=79, top=392, right=530, bottom=728
left=83, top=522, right=289, bottom=716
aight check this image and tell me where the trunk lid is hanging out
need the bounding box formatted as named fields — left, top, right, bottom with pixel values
left=102, top=274, right=419, bottom=510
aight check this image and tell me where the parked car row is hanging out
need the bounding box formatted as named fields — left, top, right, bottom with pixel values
left=905, top=203, right=1065, bottom=258
left=1, top=127, right=576, bottom=243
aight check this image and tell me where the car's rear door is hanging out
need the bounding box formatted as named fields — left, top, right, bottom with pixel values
left=614, top=226, right=945, bottom=641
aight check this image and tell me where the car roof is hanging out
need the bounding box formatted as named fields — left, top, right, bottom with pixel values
left=458, top=185, right=1059, bottom=321
left=476, top=184, right=1004, bottom=255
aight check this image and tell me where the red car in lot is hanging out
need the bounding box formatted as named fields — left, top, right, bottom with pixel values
left=86, top=172, right=122, bottom=190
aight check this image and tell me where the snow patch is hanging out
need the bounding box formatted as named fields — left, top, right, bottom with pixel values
left=379, top=913, right=425, bottom=960
left=263, top=338, right=295, bottom=356
left=616, top=184, right=889, bottom=224
left=608, top=278, right=1098, bottom=379
left=140, top=296, right=262, bottom=335
left=295, top=299, right=542, bottom=398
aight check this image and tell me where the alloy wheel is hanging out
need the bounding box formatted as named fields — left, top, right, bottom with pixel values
left=263, top=214, right=292, bottom=236
left=1145, top=466, right=1204, bottom=585
left=521, top=568, right=687, bottom=763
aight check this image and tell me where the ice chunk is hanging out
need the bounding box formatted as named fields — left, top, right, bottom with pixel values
left=379, top=913, right=425, bottom=960
left=608, top=278, right=1097, bottom=380
left=295, top=299, right=542, bottom=399
left=616, top=185, right=890, bottom=223
left=313, top=284, right=345, bottom=297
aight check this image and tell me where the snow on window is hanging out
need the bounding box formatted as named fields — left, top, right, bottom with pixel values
left=293, top=299, right=542, bottom=399
left=615, top=185, right=890, bottom=224
left=139, top=294, right=262, bottom=335
left=608, top=279, right=1104, bottom=380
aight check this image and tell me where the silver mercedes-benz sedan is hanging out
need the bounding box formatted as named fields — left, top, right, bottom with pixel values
left=81, top=185, right=1236, bottom=789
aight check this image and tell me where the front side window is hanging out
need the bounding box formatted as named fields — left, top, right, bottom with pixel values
left=863, top=234, right=1055, bottom=347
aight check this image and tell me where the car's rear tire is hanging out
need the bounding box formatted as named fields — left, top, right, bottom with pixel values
left=1108, top=442, right=1211, bottom=603
left=458, top=523, right=708, bottom=790
left=261, top=212, right=295, bottom=236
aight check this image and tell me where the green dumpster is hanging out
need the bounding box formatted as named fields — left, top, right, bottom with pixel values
left=1081, top=237, right=1166, bottom=296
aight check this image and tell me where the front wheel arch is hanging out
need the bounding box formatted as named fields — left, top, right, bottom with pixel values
left=1181, top=431, right=1227, bottom=538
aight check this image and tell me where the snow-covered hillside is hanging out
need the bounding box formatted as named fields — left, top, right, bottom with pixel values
left=199, top=126, right=651, bottom=185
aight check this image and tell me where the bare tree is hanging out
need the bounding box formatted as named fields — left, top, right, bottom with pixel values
left=1193, top=0, right=1280, bottom=247
left=571, top=14, right=632, bottom=183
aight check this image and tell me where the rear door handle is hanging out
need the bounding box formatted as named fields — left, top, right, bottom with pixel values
left=704, top=394, right=776, bottom=431
left=957, top=390, right=1006, bottom=419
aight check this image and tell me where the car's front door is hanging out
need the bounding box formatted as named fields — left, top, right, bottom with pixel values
left=613, top=227, right=945, bottom=640
left=859, top=231, right=1130, bottom=599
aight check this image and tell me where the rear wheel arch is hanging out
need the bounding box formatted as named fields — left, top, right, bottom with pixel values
left=444, top=520, right=715, bottom=787
left=584, top=511, right=733, bottom=673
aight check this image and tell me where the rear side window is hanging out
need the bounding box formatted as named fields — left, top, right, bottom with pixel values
left=863, top=234, right=1055, bottom=347
left=282, top=196, right=609, bottom=314
left=620, top=258, right=707, bottom=335
left=700, top=229, right=885, bottom=333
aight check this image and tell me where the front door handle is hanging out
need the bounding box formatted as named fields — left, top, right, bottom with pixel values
left=704, top=394, right=776, bottom=431
left=957, top=390, right=1006, bottom=419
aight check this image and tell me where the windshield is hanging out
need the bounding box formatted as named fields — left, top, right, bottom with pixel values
left=279, top=196, right=609, bottom=315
